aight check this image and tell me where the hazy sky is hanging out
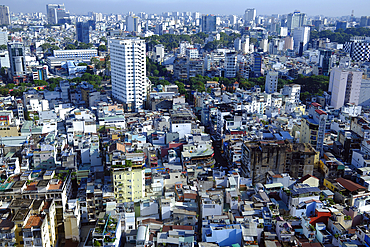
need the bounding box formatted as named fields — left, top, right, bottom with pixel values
left=3, top=0, right=370, bottom=17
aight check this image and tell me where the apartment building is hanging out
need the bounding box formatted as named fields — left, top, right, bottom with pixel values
left=300, top=102, right=328, bottom=156
left=64, top=199, right=81, bottom=242
left=23, top=215, right=50, bottom=247
left=0, top=171, right=72, bottom=226
left=110, top=38, right=147, bottom=112
left=112, top=153, right=145, bottom=203
left=241, top=140, right=318, bottom=183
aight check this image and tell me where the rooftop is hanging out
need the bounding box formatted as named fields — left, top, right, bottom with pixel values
left=336, top=178, right=365, bottom=192
left=24, top=215, right=43, bottom=229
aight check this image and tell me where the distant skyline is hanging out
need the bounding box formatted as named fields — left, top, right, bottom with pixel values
left=3, top=0, right=370, bottom=17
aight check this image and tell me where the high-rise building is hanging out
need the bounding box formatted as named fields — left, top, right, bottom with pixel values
left=46, top=4, right=69, bottom=24
left=0, top=5, right=10, bottom=25
left=76, top=21, right=91, bottom=44
left=0, top=29, right=7, bottom=45
left=229, top=15, right=237, bottom=25
left=312, top=19, right=323, bottom=30
left=259, top=38, right=268, bottom=52
left=154, top=44, right=164, bottom=63
left=244, top=8, right=256, bottom=25
left=284, top=36, right=294, bottom=50
left=241, top=36, right=250, bottom=54
left=93, top=12, right=103, bottom=22
left=126, top=15, right=141, bottom=32
left=201, top=15, right=217, bottom=33
left=234, top=38, right=241, bottom=51
left=110, top=38, right=147, bottom=112
left=319, top=49, right=332, bottom=76
left=252, top=52, right=262, bottom=77
left=287, top=11, right=307, bottom=32
left=300, top=103, right=327, bottom=156
left=328, top=68, right=363, bottom=109
left=344, top=36, right=370, bottom=62
left=360, top=16, right=370, bottom=27
left=293, top=26, right=310, bottom=52
left=265, top=70, right=279, bottom=94
left=8, top=42, right=26, bottom=78
left=336, top=21, right=348, bottom=31
left=359, top=79, right=370, bottom=107
left=280, top=27, right=288, bottom=37
left=241, top=140, right=317, bottom=183
left=225, top=52, right=237, bottom=78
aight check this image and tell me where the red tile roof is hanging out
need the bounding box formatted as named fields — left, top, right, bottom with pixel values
left=311, top=102, right=321, bottom=107
left=315, top=109, right=327, bottom=115
left=48, top=181, right=63, bottom=190
left=184, top=193, right=197, bottom=200
left=273, top=174, right=283, bottom=178
left=26, top=182, right=38, bottom=191
left=162, top=225, right=193, bottom=232
left=141, top=218, right=162, bottom=225
left=336, top=178, right=365, bottom=192
left=24, top=215, right=43, bottom=229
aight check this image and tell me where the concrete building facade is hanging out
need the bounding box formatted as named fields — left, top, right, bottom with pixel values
left=329, top=68, right=363, bottom=109
left=110, top=38, right=147, bottom=112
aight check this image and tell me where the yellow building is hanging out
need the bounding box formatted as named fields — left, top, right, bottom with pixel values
left=112, top=153, right=146, bottom=203
left=295, top=105, right=305, bottom=115
left=0, top=125, right=19, bottom=137
left=323, top=178, right=345, bottom=192
left=112, top=166, right=145, bottom=203
left=10, top=200, right=33, bottom=247
left=9, top=198, right=57, bottom=247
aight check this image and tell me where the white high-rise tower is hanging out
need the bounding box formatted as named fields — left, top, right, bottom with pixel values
left=110, top=38, right=147, bottom=112
left=265, top=70, right=279, bottom=94
left=244, top=8, right=256, bottom=25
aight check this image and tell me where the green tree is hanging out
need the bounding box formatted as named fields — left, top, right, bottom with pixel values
left=77, top=42, right=94, bottom=49
left=78, top=63, right=88, bottom=66
left=0, top=88, right=8, bottom=95
left=40, top=43, right=51, bottom=52
left=100, top=36, right=107, bottom=44
left=47, top=77, right=63, bottom=91
left=10, top=89, right=23, bottom=97
left=0, top=67, right=6, bottom=77
left=50, top=45, right=60, bottom=51
left=65, top=44, right=76, bottom=50
left=0, top=44, right=6, bottom=50
left=34, top=80, right=48, bottom=86
left=5, top=83, right=15, bottom=89
left=175, top=81, right=186, bottom=94
left=98, top=45, right=107, bottom=51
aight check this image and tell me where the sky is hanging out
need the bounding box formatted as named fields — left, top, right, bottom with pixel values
left=3, top=0, right=370, bottom=17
